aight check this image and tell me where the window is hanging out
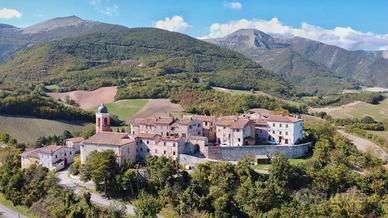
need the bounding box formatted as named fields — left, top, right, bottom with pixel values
left=286, top=124, right=289, bottom=128
left=173, top=151, right=176, bottom=155
left=164, top=150, right=166, bottom=154
left=140, top=148, right=143, bottom=152
left=155, top=149, right=157, bottom=154
left=164, top=142, right=166, bottom=146
left=279, top=131, right=282, bottom=135
left=205, top=122, right=208, bottom=126
left=285, top=139, right=289, bottom=144
left=280, top=124, right=282, bottom=127
left=55, top=155, right=57, bottom=158
left=238, top=138, right=241, bottom=142
left=70, top=151, right=72, bottom=155
left=64, top=153, right=67, bottom=156
left=146, top=140, right=149, bottom=144
left=173, top=143, right=176, bottom=147
left=198, top=131, right=201, bottom=135
left=273, top=123, right=275, bottom=127
left=236, top=129, right=240, bottom=132
left=147, top=149, right=150, bottom=153
left=286, top=132, right=288, bottom=135
left=272, top=130, right=275, bottom=134
left=197, top=123, right=200, bottom=127
left=189, top=125, right=192, bottom=129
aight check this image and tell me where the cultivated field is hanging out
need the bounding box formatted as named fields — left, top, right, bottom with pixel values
left=0, top=115, right=93, bottom=143
left=48, top=86, right=117, bottom=109
left=131, top=99, right=184, bottom=119
left=90, top=99, right=149, bottom=122
left=311, top=98, right=388, bottom=122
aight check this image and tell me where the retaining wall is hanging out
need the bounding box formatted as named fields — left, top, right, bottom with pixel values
left=204, top=142, right=312, bottom=161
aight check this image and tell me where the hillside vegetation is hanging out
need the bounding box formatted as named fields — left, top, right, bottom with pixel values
left=0, top=28, right=295, bottom=98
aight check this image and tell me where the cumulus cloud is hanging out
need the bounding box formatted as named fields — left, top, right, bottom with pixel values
left=0, top=8, right=22, bottom=19
left=89, top=0, right=119, bottom=16
left=224, top=2, right=242, bottom=10
left=201, top=17, right=388, bottom=51
left=154, top=16, right=190, bottom=33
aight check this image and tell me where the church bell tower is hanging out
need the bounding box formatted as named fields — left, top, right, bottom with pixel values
left=96, top=103, right=112, bottom=133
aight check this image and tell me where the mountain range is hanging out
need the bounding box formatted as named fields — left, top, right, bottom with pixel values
left=0, top=16, right=126, bottom=64
left=1, top=16, right=387, bottom=96
left=0, top=16, right=293, bottom=98
left=206, top=29, right=388, bottom=94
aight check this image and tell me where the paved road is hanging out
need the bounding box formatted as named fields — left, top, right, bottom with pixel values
left=56, top=170, right=136, bottom=216
left=0, top=203, right=28, bottom=218
left=338, top=130, right=388, bottom=161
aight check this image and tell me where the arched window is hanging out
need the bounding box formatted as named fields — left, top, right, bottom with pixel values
left=104, top=117, right=108, bottom=125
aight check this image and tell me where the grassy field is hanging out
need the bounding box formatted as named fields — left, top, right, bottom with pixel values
left=312, top=94, right=388, bottom=122
left=91, top=99, right=148, bottom=122
left=0, top=115, right=93, bottom=144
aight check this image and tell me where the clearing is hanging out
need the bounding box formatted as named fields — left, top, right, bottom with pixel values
left=0, top=115, right=93, bottom=143
left=89, top=99, right=149, bottom=122
left=130, top=99, right=184, bottom=119
left=47, top=86, right=117, bottom=109
left=310, top=98, right=388, bottom=122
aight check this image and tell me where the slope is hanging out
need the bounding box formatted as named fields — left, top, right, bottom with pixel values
left=0, top=27, right=295, bottom=97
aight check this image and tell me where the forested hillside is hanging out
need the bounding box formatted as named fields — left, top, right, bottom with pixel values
left=0, top=28, right=296, bottom=98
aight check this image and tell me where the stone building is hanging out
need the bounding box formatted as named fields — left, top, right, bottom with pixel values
left=267, top=115, right=303, bottom=145
left=216, top=116, right=255, bottom=146
left=21, top=145, right=75, bottom=171
left=65, top=137, right=84, bottom=153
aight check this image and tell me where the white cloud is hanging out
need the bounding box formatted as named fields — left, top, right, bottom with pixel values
left=201, top=17, right=388, bottom=51
left=0, top=8, right=22, bottom=19
left=154, top=16, right=190, bottom=33
left=224, top=2, right=242, bottom=10
left=89, top=0, right=119, bottom=16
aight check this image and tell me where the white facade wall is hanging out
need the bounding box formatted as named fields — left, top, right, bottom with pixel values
left=267, top=121, right=303, bottom=145
left=216, top=125, right=233, bottom=146
left=66, top=141, right=81, bottom=153
left=38, top=147, right=75, bottom=171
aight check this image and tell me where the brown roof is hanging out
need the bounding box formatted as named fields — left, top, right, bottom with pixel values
left=38, top=145, right=64, bottom=154
left=154, top=117, right=174, bottom=125
left=267, top=115, right=301, bottom=123
left=192, top=115, right=216, bottom=122
left=216, top=116, right=236, bottom=126
left=176, top=117, right=199, bottom=125
left=253, top=118, right=268, bottom=126
left=83, top=132, right=135, bottom=146
left=137, top=133, right=159, bottom=140
left=230, top=118, right=252, bottom=129
left=20, top=149, right=39, bottom=158
left=66, top=137, right=85, bottom=143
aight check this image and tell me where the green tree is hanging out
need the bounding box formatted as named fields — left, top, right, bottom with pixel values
left=80, top=150, right=119, bottom=197
left=133, top=191, right=163, bottom=218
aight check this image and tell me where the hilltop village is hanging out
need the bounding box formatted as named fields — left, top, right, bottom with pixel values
left=21, top=103, right=306, bottom=170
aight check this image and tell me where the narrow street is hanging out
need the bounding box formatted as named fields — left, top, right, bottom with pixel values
left=56, top=169, right=164, bottom=218
left=0, top=203, right=28, bottom=218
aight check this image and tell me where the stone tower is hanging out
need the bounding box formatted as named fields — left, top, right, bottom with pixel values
left=96, top=103, right=112, bottom=133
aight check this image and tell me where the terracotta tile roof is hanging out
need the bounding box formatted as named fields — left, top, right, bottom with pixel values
left=176, top=117, right=198, bottom=125
left=192, top=115, right=216, bottom=122
left=136, top=132, right=159, bottom=139
left=230, top=118, right=252, bottom=129
left=154, top=117, right=175, bottom=125
left=216, top=117, right=235, bottom=126
left=38, top=145, right=64, bottom=154
left=83, top=132, right=135, bottom=146
left=66, top=137, right=85, bottom=143
left=267, top=115, right=301, bottom=123
left=130, top=118, right=156, bottom=126
left=20, top=149, right=39, bottom=158
left=253, top=118, right=268, bottom=126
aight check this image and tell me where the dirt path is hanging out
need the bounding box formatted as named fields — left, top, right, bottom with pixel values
left=131, top=99, right=184, bottom=119
left=338, top=130, right=388, bottom=161
left=48, top=86, right=117, bottom=109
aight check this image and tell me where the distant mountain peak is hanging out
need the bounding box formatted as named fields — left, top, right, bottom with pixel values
left=0, top=23, right=17, bottom=29
left=22, top=15, right=91, bottom=34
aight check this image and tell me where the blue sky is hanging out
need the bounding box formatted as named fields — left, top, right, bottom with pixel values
left=1, top=0, right=388, bottom=50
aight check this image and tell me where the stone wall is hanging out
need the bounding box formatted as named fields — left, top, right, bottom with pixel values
left=204, top=142, right=312, bottom=161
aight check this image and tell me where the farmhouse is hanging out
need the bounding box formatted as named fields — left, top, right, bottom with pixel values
left=21, top=145, right=75, bottom=171
left=80, top=104, right=305, bottom=164
left=65, top=137, right=85, bottom=153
